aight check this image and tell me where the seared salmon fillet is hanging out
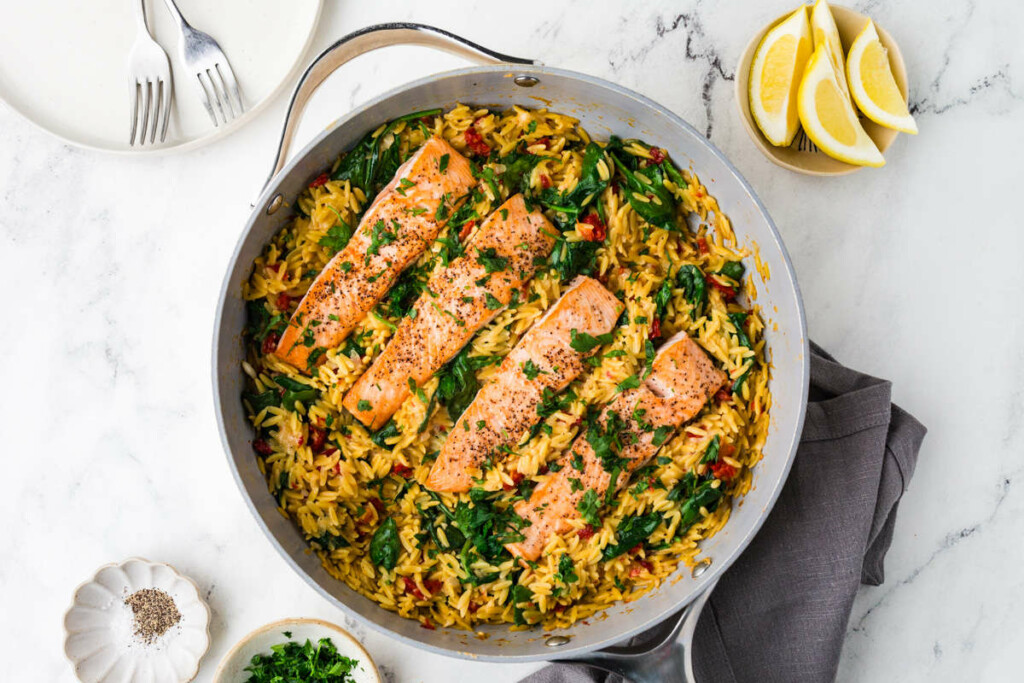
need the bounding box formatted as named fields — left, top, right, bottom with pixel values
left=274, top=136, right=475, bottom=371
left=506, top=332, right=726, bottom=561
left=342, top=194, right=557, bottom=430
left=426, top=276, right=623, bottom=493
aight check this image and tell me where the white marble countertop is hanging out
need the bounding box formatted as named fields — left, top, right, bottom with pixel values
left=1, top=1, right=1020, bottom=681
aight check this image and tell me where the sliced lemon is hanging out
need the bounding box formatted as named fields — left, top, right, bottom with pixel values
left=798, top=44, right=885, bottom=167
left=810, top=0, right=852, bottom=104
left=847, top=20, right=917, bottom=134
left=749, top=6, right=813, bottom=146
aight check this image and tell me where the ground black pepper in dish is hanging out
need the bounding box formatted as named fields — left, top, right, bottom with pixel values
left=124, top=588, right=181, bottom=644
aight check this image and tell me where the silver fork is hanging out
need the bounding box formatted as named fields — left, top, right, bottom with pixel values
left=161, top=0, right=245, bottom=127
left=795, top=129, right=819, bottom=154
left=128, top=0, right=172, bottom=145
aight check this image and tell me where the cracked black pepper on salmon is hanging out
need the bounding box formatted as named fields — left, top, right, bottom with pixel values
left=343, top=194, right=557, bottom=430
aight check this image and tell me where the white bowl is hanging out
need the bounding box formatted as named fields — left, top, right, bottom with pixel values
left=213, top=618, right=380, bottom=683
left=63, top=558, right=211, bottom=683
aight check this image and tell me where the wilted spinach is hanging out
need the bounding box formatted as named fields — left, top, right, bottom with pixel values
left=602, top=512, right=663, bottom=560
left=370, top=517, right=400, bottom=570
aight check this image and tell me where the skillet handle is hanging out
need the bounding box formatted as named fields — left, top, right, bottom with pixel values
left=559, top=577, right=718, bottom=683
left=264, top=22, right=538, bottom=193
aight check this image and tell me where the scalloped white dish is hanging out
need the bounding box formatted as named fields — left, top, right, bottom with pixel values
left=213, top=618, right=380, bottom=683
left=63, top=558, right=211, bottom=683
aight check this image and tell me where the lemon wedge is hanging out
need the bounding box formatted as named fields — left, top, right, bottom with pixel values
left=749, top=6, right=813, bottom=146
left=798, top=44, right=885, bottom=166
left=847, top=20, right=917, bottom=134
left=810, top=0, right=852, bottom=104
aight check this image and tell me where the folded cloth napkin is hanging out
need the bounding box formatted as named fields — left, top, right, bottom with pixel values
left=522, top=342, right=927, bottom=683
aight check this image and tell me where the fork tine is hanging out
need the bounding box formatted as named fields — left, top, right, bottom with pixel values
left=130, top=81, right=140, bottom=145
left=196, top=71, right=219, bottom=126
left=149, top=79, right=162, bottom=144
left=216, top=62, right=244, bottom=116
left=210, top=65, right=235, bottom=120
left=205, top=68, right=229, bottom=123
left=159, top=80, right=172, bottom=143
left=139, top=80, right=152, bottom=145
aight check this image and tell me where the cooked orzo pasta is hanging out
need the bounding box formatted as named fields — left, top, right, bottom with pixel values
left=241, top=105, right=770, bottom=631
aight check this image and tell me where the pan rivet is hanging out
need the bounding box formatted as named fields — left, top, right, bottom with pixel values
left=545, top=636, right=570, bottom=647
left=691, top=559, right=712, bottom=578
left=514, top=75, right=539, bottom=87
left=266, top=194, right=283, bottom=215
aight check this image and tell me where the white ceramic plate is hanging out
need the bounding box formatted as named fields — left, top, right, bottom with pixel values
left=63, top=558, right=211, bottom=683
left=0, top=0, right=322, bottom=153
left=213, top=618, right=381, bottom=683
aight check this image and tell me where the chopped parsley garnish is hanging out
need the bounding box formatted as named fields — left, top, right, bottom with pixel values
left=318, top=215, right=353, bottom=255
left=396, top=177, right=415, bottom=196
left=475, top=247, right=509, bottom=273
left=521, top=359, right=545, bottom=380
left=365, top=219, right=398, bottom=263
left=484, top=292, right=503, bottom=310
left=356, top=400, right=372, bottom=412
left=578, top=489, right=601, bottom=526
left=243, top=635, right=359, bottom=682
left=438, top=153, right=450, bottom=174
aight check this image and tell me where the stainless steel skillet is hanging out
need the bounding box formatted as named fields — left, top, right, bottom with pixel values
left=213, top=23, right=808, bottom=681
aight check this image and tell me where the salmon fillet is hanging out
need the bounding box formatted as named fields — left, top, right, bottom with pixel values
left=274, top=136, right=475, bottom=371
left=426, top=276, right=623, bottom=493
left=506, top=332, right=726, bottom=561
left=342, top=194, right=557, bottom=430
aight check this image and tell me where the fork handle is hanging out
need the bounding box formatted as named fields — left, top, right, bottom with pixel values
left=134, top=0, right=151, bottom=33
left=264, top=22, right=537, bottom=192
left=160, top=0, right=191, bottom=31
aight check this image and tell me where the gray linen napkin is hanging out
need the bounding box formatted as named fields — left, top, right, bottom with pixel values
left=522, top=342, right=927, bottom=683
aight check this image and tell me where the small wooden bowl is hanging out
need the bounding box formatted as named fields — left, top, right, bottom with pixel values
left=735, top=4, right=909, bottom=176
left=213, top=618, right=380, bottom=683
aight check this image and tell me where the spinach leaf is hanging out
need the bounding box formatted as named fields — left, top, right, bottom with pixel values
left=569, top=329, right=615, bottom=353
left=536, top=142, right=609, bottom=228
left=310, top=531, right=350, bottom=551
left=500, top=151, right=542, bottom=195
left=511, top=584, right=533, bottom=626
left=244, top=390, right=280, bottom=414
left=678, top=481, right=724, bottom=533
left=555, top=554, right=579, bottom=584
left=718, top=260, right=745, bottom=281
left=699, top=435, right=721, bottom=464
left=370, top=420, right=402, bottom=448
left=245, top=300, right=287, bottom=343
left=547, top=238, right=601, bottom=282
left=276, top=376, right=317, bottom=409
left=369, top=517, right=400, bottom=570
left=728, top=312, right=751, bottom=349
left=435, top=347, right=501, bottom=421
left=452, top=494, right=526, bottom=562
left=602, top=512, right=662, bottom=560
left=382, top=265, right=427, bottom=318
left=677, top=265, right=707, bottom=317
left=330, top=108, right=442, bottom=196
left=662, top=158, right=688, bottom=189
left=667, top=472, right=698, bottom=503
left=607, top=138, right=677, bottom=231
left=653, top=277, right=673, bottom=320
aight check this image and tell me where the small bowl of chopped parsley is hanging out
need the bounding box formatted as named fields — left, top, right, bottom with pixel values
left=213, top=618, right=378, bottom=683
